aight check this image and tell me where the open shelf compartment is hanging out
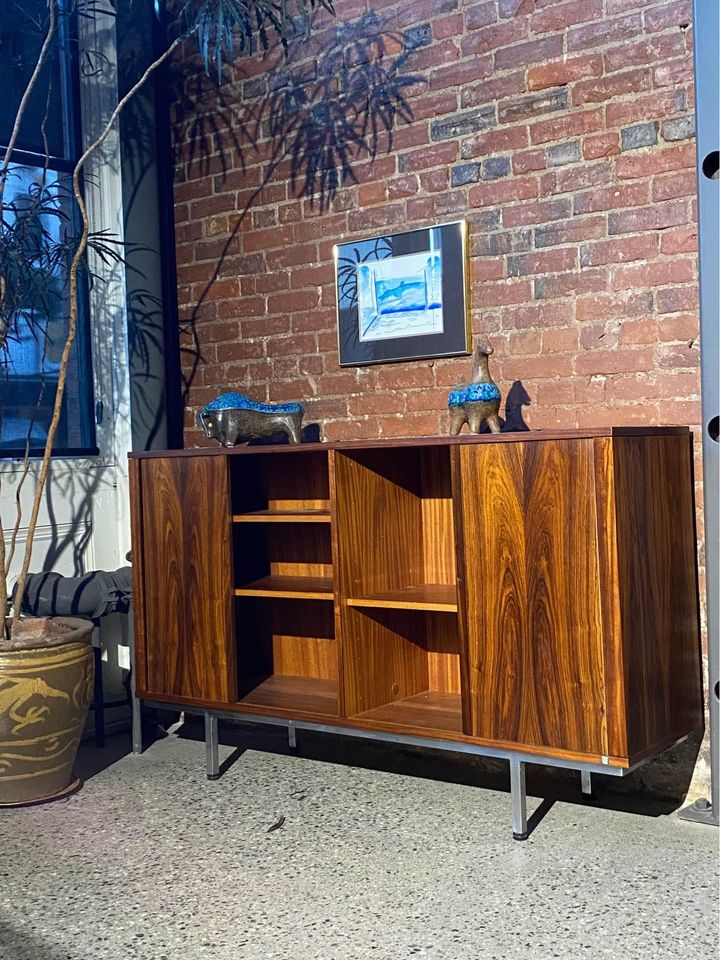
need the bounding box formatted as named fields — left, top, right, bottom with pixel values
left=231, top=451, right=333, bottom=597
left=230, top=450, right=331, bottom=522
left=235, top=597, right=339, bottom=717
left=334, top=445, right=458, bottom=610
left=342, top=607, right=464, bottom=735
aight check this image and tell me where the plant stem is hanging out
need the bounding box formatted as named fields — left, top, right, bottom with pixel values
left=11, top=27, right=192, bottom=625
left=0, top=0, right=58, bottom=625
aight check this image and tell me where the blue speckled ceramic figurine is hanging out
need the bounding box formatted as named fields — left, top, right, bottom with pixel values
left=448, top=340, right=502, bottom=435
left=198, top=393, right=304, bottom=445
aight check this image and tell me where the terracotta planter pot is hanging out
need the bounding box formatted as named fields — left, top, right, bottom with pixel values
left=0, top=617, right=94, bottom=806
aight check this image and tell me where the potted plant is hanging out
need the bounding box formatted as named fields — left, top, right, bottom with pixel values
left=0, top=0, right=334, bottom=805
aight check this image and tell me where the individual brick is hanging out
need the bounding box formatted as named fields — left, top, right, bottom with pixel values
left=653, top=58, right=694, bottom=88
left=403, top=24, right=432, bottom=49
left=512, top=149, right=547, bottom=174
left=450, top=162, right=481, bottom=187
left=608, top=90, right=684, bottom=127
left=579, top=234, right=658, bottom=267
left=644, top=0, right=692, bottom=33
left=507, top=248, right=577, bottom=277
left=567, top=13, right=643, bottom=52
left=472, top=229, right=532, bottom=256
left=621, top=122, right=659, bottom=151
left=398, top=142, right=458, bottom=173
left=465, top=1, right=496, bottom=30
left=495, top=35, right=563, bottom=72
left=497, top=89, right=568, bottom=124
left=531, top=0, right=603, bottom=35
left=608, top=200, right=688, bottom=234
left=527, top=54, right=603, bottom=91
left=430, top=106, right=496, bottom=141
left=498, top=0, right=533, bottom=17
left=572, top=68, right=651, bottom=106
left=583, top=133, right=621, bottom=160
left=461, top=126, right=529, bottom=160
left=243, top=77, right=267, bottom=99
left=482, top=156, right=511, bottom=180
left=662, top=114, right=695, bottom=142
left=547, top=141, right=582, bottom=167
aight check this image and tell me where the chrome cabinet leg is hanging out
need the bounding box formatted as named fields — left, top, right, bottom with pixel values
left=288, top=722, right=297, bottom=751
left=581, top=769, right=595, bottom=801
left=205, top=713, right=219, bottom=780
left=510, top=757, right=528, bottom=840
left=128, top=606, right=143, bottom=756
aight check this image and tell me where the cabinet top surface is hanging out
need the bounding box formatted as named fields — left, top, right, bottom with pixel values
left=128, top=426, right=689, bottom=459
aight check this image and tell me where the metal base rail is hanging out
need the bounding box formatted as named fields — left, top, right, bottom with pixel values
left=141, top=700, right=657, bottom=841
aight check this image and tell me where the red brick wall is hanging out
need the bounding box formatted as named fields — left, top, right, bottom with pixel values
left=171, top=0, right=709, bottom=787
left=172, top=0, right=700, bottom=467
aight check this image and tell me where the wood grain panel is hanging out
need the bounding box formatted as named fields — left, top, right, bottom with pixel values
left=421, top=447, right=456, bottom=585
left=354, top=691, right=463, bottom=734
left=266, top=451, right=329, bottom=511
left=128, top=457, right=148, bottom=694
left=612, top=435, right=702, bottom=757
left=427, top=612, right=462, bottom=694
left=233, top=521, right=332, bottom=585
left=236, top=597, right=336, bottom=681
left=459, top=440, right=608, bottom=755
left=239, top=675, right=338, bottom=716
left=233, top=510, right=330, bottom=523
left=129, top=428, right=690, bottom=461
left=273, top=634, right=338, bottom=679
left=271, top=598, right=336, bottom=680
left=593, top=438, right=628, bottom=758
left=342, top=607, right=429, bottom=716
left=346, top=584, right=457, bottom=611
left=140, top=455, right=236, bottom=702
left=228, top=451, right=329, bottom=514
left=234, top=576, right=333, bottom=599
left=333, top=450, right=424, bottom=597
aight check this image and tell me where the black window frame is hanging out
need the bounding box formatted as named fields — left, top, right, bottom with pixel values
left=0, top=1, right=97, bottom=460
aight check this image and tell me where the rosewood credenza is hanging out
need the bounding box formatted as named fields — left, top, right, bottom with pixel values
left=128, top=429, right=702, bottom=838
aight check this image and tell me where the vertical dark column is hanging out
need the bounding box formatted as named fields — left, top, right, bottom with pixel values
left=117, top=0, right=182, bottom=451
left=683, top=0, right=719, bottom=824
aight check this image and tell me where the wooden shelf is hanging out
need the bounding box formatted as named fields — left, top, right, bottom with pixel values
left=235, top=575, right=334, bottom=600
left=346, top=583, right=457, bottom=612
left=353, top=691, right=463, bottom=734
left=233, top=509, right=331, bottom=524
left=239, top=675, right=338, bottom=717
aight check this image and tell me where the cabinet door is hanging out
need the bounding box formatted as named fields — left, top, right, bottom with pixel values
left=132, top=455, right=236, bottom=702
left=457, top=440, right=608, bottom=757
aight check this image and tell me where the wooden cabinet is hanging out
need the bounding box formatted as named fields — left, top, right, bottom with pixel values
left=129, top=429, right=702, bottom=774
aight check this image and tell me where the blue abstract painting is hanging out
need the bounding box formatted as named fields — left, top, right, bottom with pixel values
left=334, top=220, right=468, bottom=366
left=357, top=248, right=444, bottom=341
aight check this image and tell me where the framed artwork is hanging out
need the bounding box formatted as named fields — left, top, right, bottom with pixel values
left=333, top=219, right=470, bottom=366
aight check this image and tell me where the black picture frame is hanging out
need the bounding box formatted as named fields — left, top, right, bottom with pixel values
left=333, top=219, right=470, bottom=366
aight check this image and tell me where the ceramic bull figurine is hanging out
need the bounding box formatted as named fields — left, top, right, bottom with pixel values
left=198, top=393, right=304, bottom=446
left=448, top=339, right=502, bottom=435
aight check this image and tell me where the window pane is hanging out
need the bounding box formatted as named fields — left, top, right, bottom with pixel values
left=0, top=164, right=94, bottom=453
left=0, top=0, right=67, bottom=159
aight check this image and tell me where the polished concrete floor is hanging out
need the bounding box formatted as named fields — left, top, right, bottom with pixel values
left=0, top=720, right=717, bottom=960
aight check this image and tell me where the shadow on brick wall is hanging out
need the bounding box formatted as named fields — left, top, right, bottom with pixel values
left=172, top=12, right=423, bottom=403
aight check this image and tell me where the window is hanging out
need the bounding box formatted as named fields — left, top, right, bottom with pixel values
left=0, top=0, right=96, bottom=456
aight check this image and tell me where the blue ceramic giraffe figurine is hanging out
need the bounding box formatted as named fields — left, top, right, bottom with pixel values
left=448, top=339, right=502, bottom=435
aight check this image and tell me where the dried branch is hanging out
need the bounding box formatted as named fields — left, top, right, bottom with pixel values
left=0, top=0, right=59, bottom=625
left=11, top=28, right=193, bottom=624
left=3, top=58, right=57, bottom=596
